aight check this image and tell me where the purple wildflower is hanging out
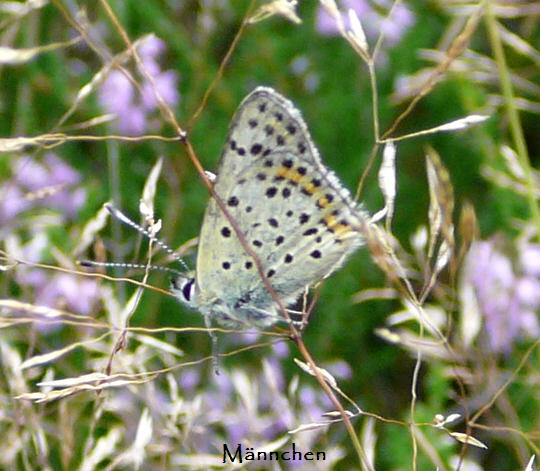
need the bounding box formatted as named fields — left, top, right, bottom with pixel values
left=299, top=385, right=326, bottom=420
left=2, top=152, right=98, bottom=319
left=1, top=186, right=31, bottom=221
left=178, top=368, right=201, bottom=392
left=138, top=34, right=166, bottom=62
left=272, top=339, right=290, bottom=358
left=141, top=70, right=180, bottom=109
left=380, top=1, right=415, bottom=45
left=98, top=36, right=179, bottom=135
left=15, top=234, right=99, bottom=319
left=464, top=238, right=540, bottom=353
left=1, top=152, right=86, bottom=225
left=31, top=273, right=99, bottom=316
left=325, top=359, right=353, bottom=380
left=316, top=0, right=414, bottom=47
left=520, top=243, right=540, bottom=277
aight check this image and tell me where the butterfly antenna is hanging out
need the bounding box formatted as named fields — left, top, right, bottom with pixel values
left=78, top=260, right=183, bottom=276
left=105, top=203, right=189, bottom=271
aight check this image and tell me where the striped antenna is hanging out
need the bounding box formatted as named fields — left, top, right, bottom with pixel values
left=105, top=203, right=189, bottom=271
left=78, top=260, right=183, bottom=276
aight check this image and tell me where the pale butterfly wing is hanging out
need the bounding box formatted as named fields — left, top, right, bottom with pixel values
left=192, top=87, right=367, bottom=327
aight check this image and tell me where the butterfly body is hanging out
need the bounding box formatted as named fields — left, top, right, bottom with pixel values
left=171, top=87, right=367, bottom=328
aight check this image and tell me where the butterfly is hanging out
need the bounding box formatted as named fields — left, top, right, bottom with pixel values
left=170, top=87, right=368, bottom=329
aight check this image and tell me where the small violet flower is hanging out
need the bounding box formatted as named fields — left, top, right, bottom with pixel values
left=1, top=152, right=86, bottom=225
left=98, top=35, right=180, bottom=135
left=2, top=152, right=97, bottom=318
left=465, top=238, right=540, bottom=353
left=30, top=272, right=99, bottom=317
left=316, top=0, right=414, bottom=47
left=14, top=232, right=99, bottom=319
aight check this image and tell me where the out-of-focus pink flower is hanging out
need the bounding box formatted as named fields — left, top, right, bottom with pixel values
left=316, top=0, right=414, bottom=47
left=15, top=235, right=100, bottom=319
left=317, top=0, right=370, bottom=35
left=1, top=186, right=31, bottom=221
left=380, top=1, right=414, bottom=44
left=33, top=273, right=99, bottom=316
left=138, top=35, right=166, bottom=61
left=520, top=243, right=540, bottom=277
left=326, top=359, right=353, bottom=380
left=272, top=339, right=290, bottom=358
left=1, top=152, right=86, bottom=224
left=178, top=368, right=201, bottom=392
left=141, top=70, right=180, bottom=109
left=98, top=35, right=180, bottom=135
left=464, top=239, right=540, bottom=353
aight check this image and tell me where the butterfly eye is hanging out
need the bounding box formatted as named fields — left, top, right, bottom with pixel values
left=181, top=278, right=196, bottom=302
left=171, top=275, right=197, bottom=308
